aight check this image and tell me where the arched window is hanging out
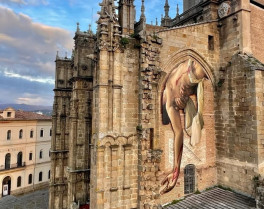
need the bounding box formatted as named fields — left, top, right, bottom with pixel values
left=7, top=130, right=11, bottom=140
left=19, top=129, right=23, bottom=139
left=17, top=152, right=23, bottom=167
left=17, top=176, right=21, bottom=187
left=39, top=150, right=43, bottom=159
left=30, top=130, right=34, bottom=138
left=50, top=128, right=52, bottom=136
left=5, top=153, right=11, bottom=169
left=184, top=164, right=195, bottom=194
left=48, top=170, right=50, bottom=179
left=39, top=172, right=43, bottom=182
left=29, top=152, right=33, bottom=161
left=28, top=174, right=32, bottom=184
left=40, top=129, right=44, bottom=137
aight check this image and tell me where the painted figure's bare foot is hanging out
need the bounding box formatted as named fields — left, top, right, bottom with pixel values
left=159, top=166, right=180, bottom=195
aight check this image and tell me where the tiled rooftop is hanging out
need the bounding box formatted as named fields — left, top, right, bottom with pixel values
left=0, top=110, right=51, bottom=121
left=165, top=187, right=256, bottom=209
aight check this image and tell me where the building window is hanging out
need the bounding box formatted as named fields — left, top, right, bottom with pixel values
left=7, top=130, right=11, bottom=140
left=5, top=153, right=11, bottom=169
left=50, top=128, right=52, bottom=136
left=29, top=152, right=33, bottom=161
left=17, top=176, right=21, bottom=187
left=49, top=149, right=51, bottom=157
left=48, top=170, right=50, bottom=179
left=184, top=164, right=195, bottom=194
left=39, top=150, right=43, bottom=159
left=17, top=152, right=23, bottom=167
left=19, top=129, right=23, bottom=139
left=208, top=35, right=214, bottom=50
left=40, top=129, right=44, bottom=137
left=30, top=130, right=34, bottom=138
left=39, top=172, right=43, bottom=182
left=28, top=174, right=32, bottom=184
left=7, top=112, right=11, bottom=117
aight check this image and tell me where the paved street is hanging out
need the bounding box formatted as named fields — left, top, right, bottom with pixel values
left=0, top=189, right=49, bottom=209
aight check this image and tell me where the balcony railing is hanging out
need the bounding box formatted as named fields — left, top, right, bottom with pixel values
left=0, top=162, right=26, bottom=171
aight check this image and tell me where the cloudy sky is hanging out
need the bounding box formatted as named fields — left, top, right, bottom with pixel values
left=0, top=0, right=183, bottom=106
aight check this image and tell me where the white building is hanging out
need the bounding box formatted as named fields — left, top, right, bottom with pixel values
left=0, top=107, right=51, bottom=197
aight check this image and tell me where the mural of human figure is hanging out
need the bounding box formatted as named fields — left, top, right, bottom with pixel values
left=160, top=59, right=207, bottom=194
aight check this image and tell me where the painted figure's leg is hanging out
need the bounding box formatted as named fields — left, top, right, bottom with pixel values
left=160, top=87, right=184, bottom=194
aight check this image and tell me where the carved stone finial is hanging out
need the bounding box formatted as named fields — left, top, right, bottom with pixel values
left=164, top=0, right=170, bottom=18
left=140, top=0, right=146, bottom=21
left=76, top=22, right=80, bottom=32
left=88, top=24, right=93, bottom=35
left=176, top=4, right=179, bottom=16
left=56, top=51, right=59, bottom=59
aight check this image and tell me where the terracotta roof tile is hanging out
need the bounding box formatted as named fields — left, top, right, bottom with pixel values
left=0, top=110, right=51, bottom=121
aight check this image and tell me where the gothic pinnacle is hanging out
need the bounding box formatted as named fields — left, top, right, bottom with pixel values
left=164, top=0, right=170, bottom=18
left=76, top=22, right=80, bottom=32
left=140, top=0, right=146, bottom=20
left=88, top=24, right=93, bottom=35
left=176, top=3, right=179, bottom=16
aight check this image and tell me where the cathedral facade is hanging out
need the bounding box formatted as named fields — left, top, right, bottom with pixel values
left=49, top=0, right=264, bottom=208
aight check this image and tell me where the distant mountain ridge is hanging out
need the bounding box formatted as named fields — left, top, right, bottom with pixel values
left=0, top=104, right=53, bottom=116
left=0, top=104, right=52, bottom=111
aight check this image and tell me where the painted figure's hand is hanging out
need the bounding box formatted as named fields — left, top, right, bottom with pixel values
left=159, top=168, right=180, bottom=195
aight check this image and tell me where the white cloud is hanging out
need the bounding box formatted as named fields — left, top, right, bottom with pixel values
left=0, top=0, right=48, bottom=5
left=0, top=6, right=73, bottom=105
left=0, top=6, right=74, bottom=80
left=4, top=71, right=54, bottom=84
left=16, top=93, right=51, bottom=105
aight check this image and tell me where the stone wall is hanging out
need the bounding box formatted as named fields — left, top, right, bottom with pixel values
left=157, top=22, right=219, bottom=205
left=218, top=0, right=252, bottom=67
left=158, top=22, right=220, bottom=78
left=215, top=53, right=262, bottom=195
left=255, top=65, right=264, bottom=175
left=66, top=31, right=95, bottom=208
left=49, top=58, right=72, bottom=209
left=250, top=3, right=264, bottom=64
left=91, top=38, right=140, bottom=209
left=137, top=34, right=163, bottom=208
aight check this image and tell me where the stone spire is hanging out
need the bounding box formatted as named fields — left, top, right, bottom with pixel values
left=118, top=0, right=135, bottom=35
left=98, top=0, right=117, bottom=21
left=176, top=3, right=179, bottom=16
left=161, top=0, right=171, bottom=27
left=164, top=0, right=170, bottom=18
left=76, top=22, right=80, bottom=33
left=97, top=0, right=121, bottom=51
left=140, top=0, right=146, bottom=21
left=88, top=24, right=93, bottom=36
